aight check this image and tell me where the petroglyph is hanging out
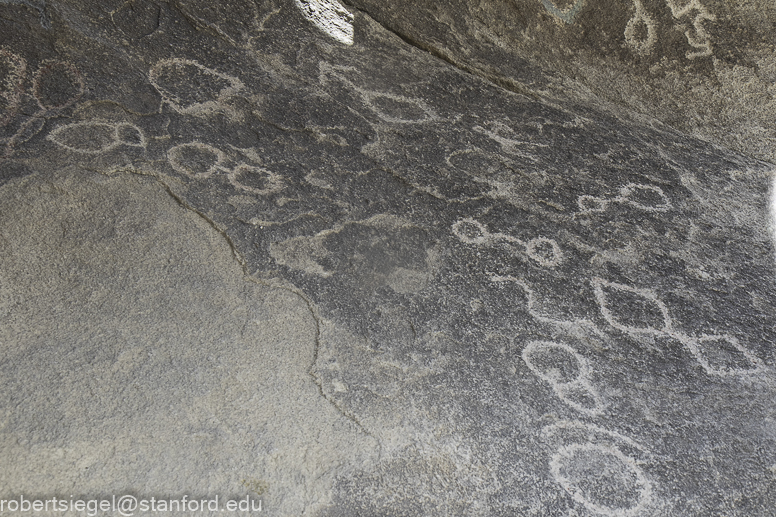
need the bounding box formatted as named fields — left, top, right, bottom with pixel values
left=176, top=0, right=260, bottom=45
left=294, top=0, right=354, bottom=45
left=48, top=121, right=145, bottom=154
left=0, top=48, right=26, bottom=127
left=539, top=0, right=713, bottom=60
left=539, top=0, right=585, bottom=24
left=32, top=61, right=84, bottom=111
left=524, top=341, right=586, bottom=385
left=453, top=217, right=563, bottom=267
left=578, top=183, right=670, bottom=214
left=577, top=194, right=611, bottom=213
left=555, top=383, right=605, bottom=415
left=2, top=59, right=84, bottom=158
left=320, top=63, right=439, bottom=124
left=625, top=0, right=657, bottom=56
left=473, top=122, right=548, bottom=161
left=543, top=420, right=653, bottom=457
left=111, top=0, right=162, bottom=39
left=367, top=92, right=437, bottom=124
left=522, top=341, right=604, bottom=415
left=593, top=278, right=673, bottom=337
left=228, top=164, right=284, bottom=195
left=272, top=215, right=435, bottom=293
left=446, top=148, right=516, bottom=180
left=168, top=142, right=287, bottom=194
left=3, top=3, right=773, bottom=512
left=148, top=58, right=244, bottom=116
left=541, top=421, right=656, bottom=516
left=490, top=273, right=767, bottom=380
left=270, top=230, right=333, bottom=277
left=593, top=278, right=765, bottom=377
left=550, top=443, right=653, bottom=516
left=536, top=0, right=713, bottom=61
left=685, top=334, right=766, bottom=376
left=167, top=141, right=226, bottom=178
left=451, top=217, right=490, bottom=246
left=525, top=237, right=564, bottom=268
left=618, top=183, right=671, bottom=212
left=665, top=0, right=716, bottom=59
left=489, top=274, right=598, bottom=331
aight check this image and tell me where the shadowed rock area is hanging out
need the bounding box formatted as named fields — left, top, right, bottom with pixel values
left=1, top=1, right=775, bottom=516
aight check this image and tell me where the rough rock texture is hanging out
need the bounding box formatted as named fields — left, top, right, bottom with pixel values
left=1, top=1, right=775, bottom=516
left=342, top=0, right=776, bottom=163
left=0, top=167, right=377, bottom=514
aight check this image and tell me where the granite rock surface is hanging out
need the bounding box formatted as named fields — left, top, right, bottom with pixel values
left=343, top=0, right=776, bottom=163
left=1, top=1, right=775, bottom=516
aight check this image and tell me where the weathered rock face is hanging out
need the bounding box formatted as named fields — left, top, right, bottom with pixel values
left=343, top=0, right=776, bottom=163
left=1, top=1, right=775, bottom=516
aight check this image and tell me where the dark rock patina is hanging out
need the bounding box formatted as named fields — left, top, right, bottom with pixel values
left=1, top=1, right=775, bottom=515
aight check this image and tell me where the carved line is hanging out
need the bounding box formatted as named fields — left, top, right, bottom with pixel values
left=48, top=121, right=146, bottom=154
left=593, top=277, right=765, bottom=376
left=625, top=0, right=657, bottom=56
left=228, top=164, right=284, bottom=195
left=148, top=58, right=244, bottom=116
left=550, top=443, right=653, bottom=516
left=0, top=48, right=27, bottom=127
left=32, top=60, right=85, bottom=111
left=522, top=340, right=604, bottom=415
left=319, top=63, right=439, bottom=124
left=454, top=218, right=563, bottom=267
left=540, top=0, right=585, bottom=24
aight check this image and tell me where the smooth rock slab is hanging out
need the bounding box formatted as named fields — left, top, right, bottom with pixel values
left=0, top=167, right=377, bottom=515
left=1, top=0, right=775, bottom=515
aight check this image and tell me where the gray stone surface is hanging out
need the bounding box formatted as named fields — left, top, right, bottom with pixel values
left=1, top=0, right=775, bottom=516
left=0, top=167, right=376, bottom=515
left=342, top=0, right=776, bottom=163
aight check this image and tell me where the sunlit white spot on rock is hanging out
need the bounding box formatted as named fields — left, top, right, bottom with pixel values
left=294, top=0, right=354, bottom=45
